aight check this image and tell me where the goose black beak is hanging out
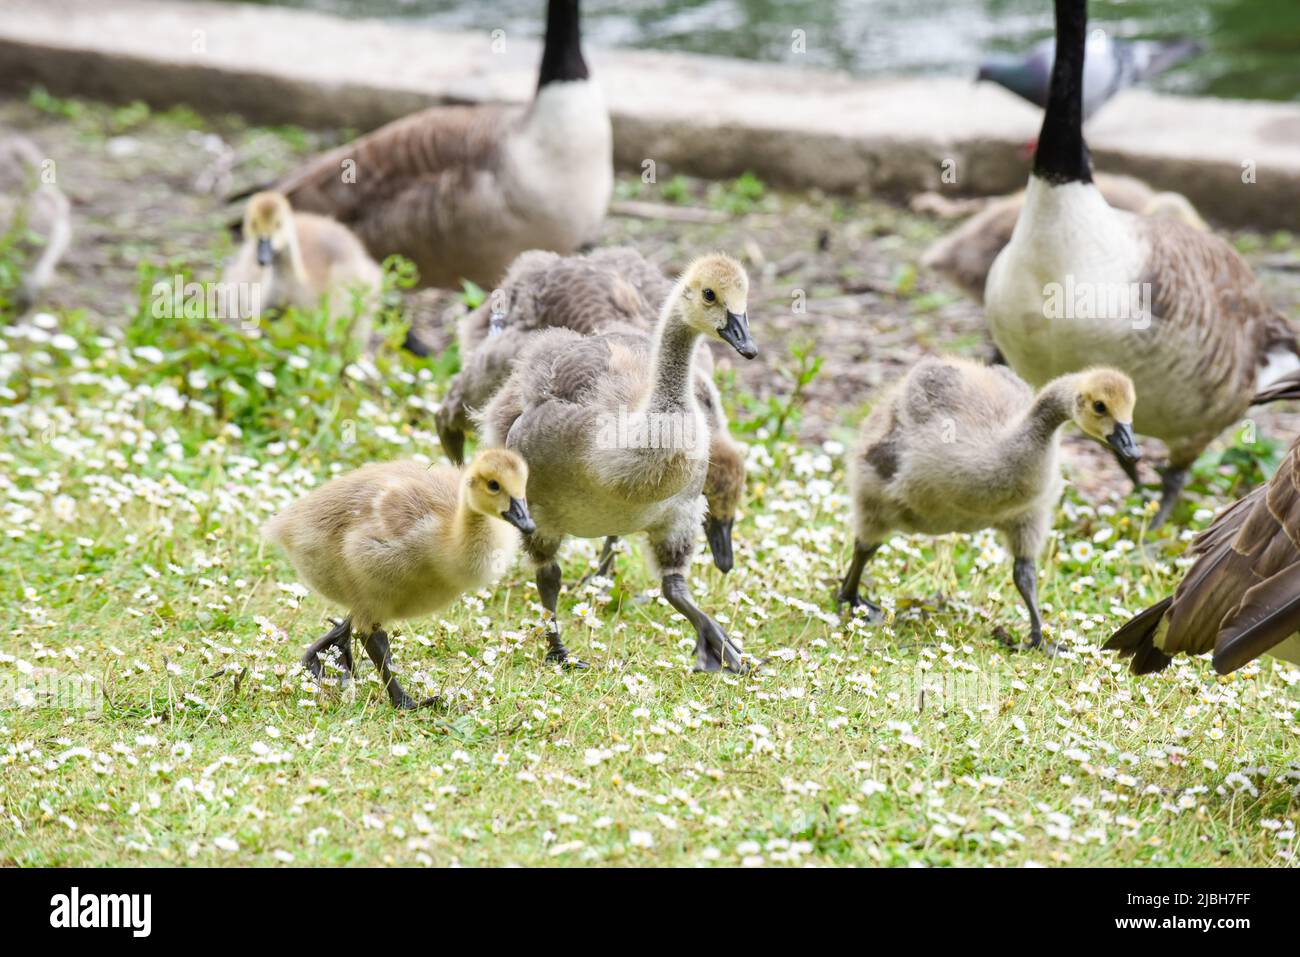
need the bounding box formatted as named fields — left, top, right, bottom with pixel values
left=256, top=237, right=274, bottom=267
left=718, top=310, right=757, bottom=360
left=502, top=497, right=535, bottom=535
left=1106, top=422, right=1141, bottom=464
left=704, top=516, right=734, bottom=573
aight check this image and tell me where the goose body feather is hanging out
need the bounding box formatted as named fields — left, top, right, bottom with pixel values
left=271, top=80, right=611, bottom=290
left=1107, top=438, right=1300, bottom=673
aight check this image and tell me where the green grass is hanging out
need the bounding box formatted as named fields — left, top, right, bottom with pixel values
left=1, top=250, right=1298, bottom=869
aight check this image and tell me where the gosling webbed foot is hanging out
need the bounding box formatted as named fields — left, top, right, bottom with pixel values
left=997, top=627, right=1061, bottom=657
left=302, top=616, right=353, bottom=682
left=545, top=647, right=591, bottom=670
left=691, top=617, right=748, bottom=674
left=836, top=589, right=885, bottom=624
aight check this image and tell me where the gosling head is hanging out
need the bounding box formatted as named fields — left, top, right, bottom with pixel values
left=702, top=435, right=746, bottom=574
left=678, top=253, right=756, bottom=360
left=243, top=191, right=295, bottom=267
left=464, top=448, right=534, bottom=534
left=1070, top=368, right=1139, bottom=464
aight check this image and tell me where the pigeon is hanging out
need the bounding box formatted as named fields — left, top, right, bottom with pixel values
left=977, top=29, right=1203, bottom=120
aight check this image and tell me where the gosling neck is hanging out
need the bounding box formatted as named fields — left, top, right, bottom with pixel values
left=1007, top=374, right=1077, bottom=469
left=273, top=222, right=309, bottom=286
left=644, top=295, right=702, bottom=416
left=537, top=0, right=588, bottom=90
left=452, top=489, right=493, bottom=549
left=1034, top=0, right=1092, bottom=185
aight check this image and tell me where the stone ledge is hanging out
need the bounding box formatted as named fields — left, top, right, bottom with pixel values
left=1, top=0, right=1297, bottom=228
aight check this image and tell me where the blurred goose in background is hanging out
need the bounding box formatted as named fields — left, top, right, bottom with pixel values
left=264, top=449, right=535, bottom=709
left=248, top=0, right=611, bottom=291
left=223, top=191, right=382, bottom=342
left=838, top=357, right=1138, bottom=653
left=1106, top=436, right=1300, bottom=675
left=477, top=254, right=758, bottom=672
left=920, top=172, right=1207, bottom=303
left=978, top=29, right=1202, bottom=119
left=436, top=247, right=748, bottom=573
left=983, top=0, right=1297, bottom=529
left=0, top=135, right=71, bottom=313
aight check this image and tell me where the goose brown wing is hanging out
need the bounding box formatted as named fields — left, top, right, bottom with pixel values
left=276, top=105, right=516, bottom=239
left=1163, top=440, right=1300, bottom=671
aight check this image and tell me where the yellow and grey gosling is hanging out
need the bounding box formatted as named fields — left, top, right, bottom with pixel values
left=436, top=246, right=748, bottom=573
left=839, top=357, right=1137, bottom=654
left=263, top=449, right=534, bottom=709
left=1107, top=434, right=1300, bottom=675
left=983, top=0, right=1298, bottom=530
left=243, top=0, right=610, bottom=291
left=0, top=135, right=71, bottom=312
left=222, top=191, right=382, bottom=343
left=476, top=253, right=758, bottom=672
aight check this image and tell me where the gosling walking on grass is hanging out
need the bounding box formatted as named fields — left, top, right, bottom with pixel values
left=837, top=357, right=1138, bottom=653
left=263, top=449, right=535, bottom=709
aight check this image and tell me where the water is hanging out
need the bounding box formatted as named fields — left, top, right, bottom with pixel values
left=225, top=0, right=1299, bottom=101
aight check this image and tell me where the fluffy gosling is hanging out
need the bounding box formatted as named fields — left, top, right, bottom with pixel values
left=224, top=191, right=382, bottom=342
left=838, top=358, right=1138, bottom=653
left=263, top=449, right=534, bottom=709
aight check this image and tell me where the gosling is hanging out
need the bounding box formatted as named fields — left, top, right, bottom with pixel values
left=0, top=135, right=71, bottom=312
left=437, top=247, right=748, bottom=573
left=837, top=358, right=1138, bottom=653
left=263, top=449, right=535, bottom=709
left=223, top=191, right=382, bottom=342
left=478, top=253, right=758, bottom=671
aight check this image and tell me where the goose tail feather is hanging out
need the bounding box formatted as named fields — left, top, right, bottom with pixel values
left=1104, top=597, right=1174, bottom=675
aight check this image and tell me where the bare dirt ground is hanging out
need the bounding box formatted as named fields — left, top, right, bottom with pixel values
left=6, top=89, right=1300, bottom=502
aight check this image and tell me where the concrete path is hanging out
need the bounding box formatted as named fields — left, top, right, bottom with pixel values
left=1, top=0, right=1297, bottom=227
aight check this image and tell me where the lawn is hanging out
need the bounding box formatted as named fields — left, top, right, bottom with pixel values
left=1, top=95, right=1298, bottom=868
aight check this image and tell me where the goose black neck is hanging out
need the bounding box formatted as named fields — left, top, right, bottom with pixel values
left=1034, top=0, right=1092, bottom=184
left=538, top=0, right=588, bottom=89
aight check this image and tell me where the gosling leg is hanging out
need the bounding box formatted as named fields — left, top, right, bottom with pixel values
left=1149, top=465, right=1189, bottom=530
left=661, top=572, right=748, bottom=674
left=361, top=628, right=438, bottom=710
left=1010, top=557, right=1058, bottom=656
left=836, top=540, right=884, bottom=622
left=301, top=616, right=352, bottom=681
left=577, top=536, right=620, bottom=586
left=434, top=401, right=466, bottom=466
left=537, top=561, right=589, bottom=669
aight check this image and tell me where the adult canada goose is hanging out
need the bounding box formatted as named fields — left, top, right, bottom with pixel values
left=983, top=0, right=1298, bottom=529
left=223, top=192, right=383, bottom=340
left=1106, top=435, right=1300, bottom=675
left=478, top=254, right=758, bottom=671
left=254, top=0, right=611, bottom=291
left=978, top=31, right=1201, bottom=120
left=837, top=357, right=1138, bottom=653
left=920, top=173, right=1206, bottom=303
left=263, top=449, right=534, bottom=709
left=436, top=247, right=748, bottom=572
left=0, top=135, right=71, bottom=312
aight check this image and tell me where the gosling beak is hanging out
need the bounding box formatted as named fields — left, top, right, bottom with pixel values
left=1106, top=422, right=1141, bottom=464
left=501, top=497, right=535, bottom=535
left=704, top=515, right=734, bottom=574
left=718, top=310, right=757, bottom=360
left=256, top=237, right=274, bottom=267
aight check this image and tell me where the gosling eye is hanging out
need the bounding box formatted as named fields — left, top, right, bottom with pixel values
left=702, top=288, right=716, bottom=304
left=487, top=480, right=501, bottom=493
left=1092, top=400, right=1107, bottom=415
